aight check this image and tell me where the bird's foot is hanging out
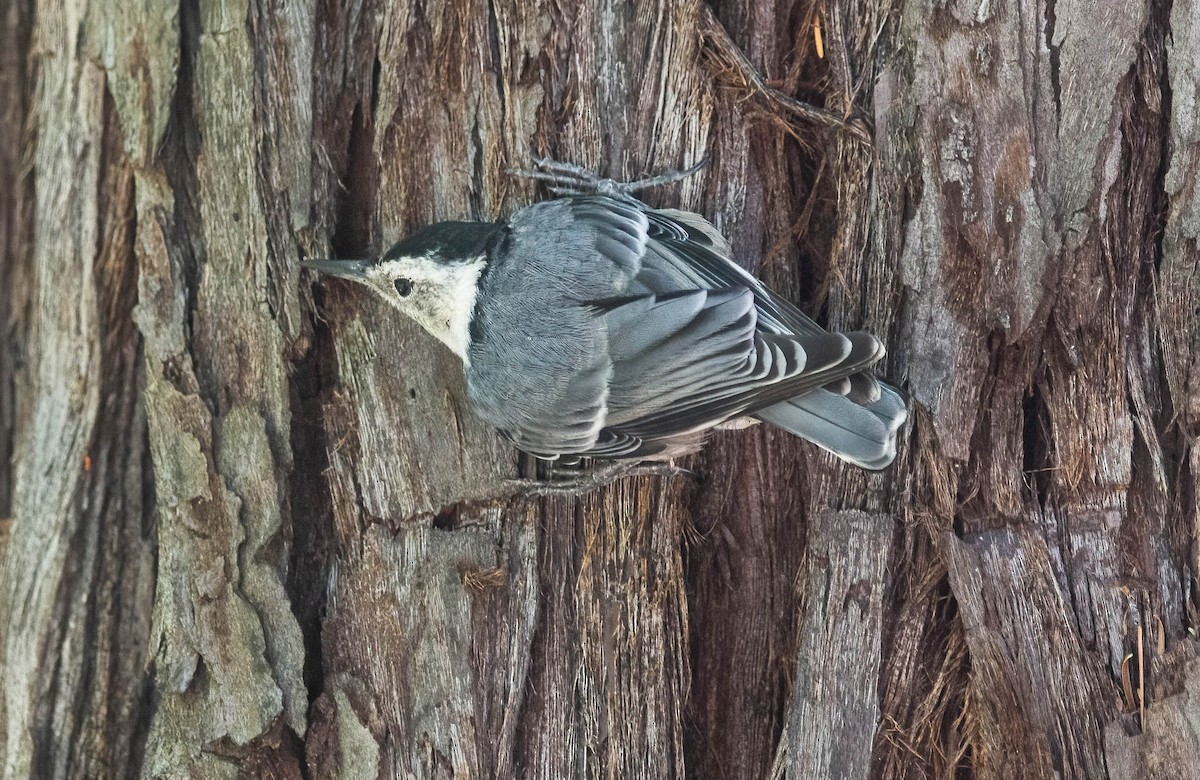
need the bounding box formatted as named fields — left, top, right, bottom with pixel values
left=504, top=460, right=696, bottom=497
left=507, top=154, right=709, bottom=198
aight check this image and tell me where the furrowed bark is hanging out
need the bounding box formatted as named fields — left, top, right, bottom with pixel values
left=1, top=0, right=1199, bottom=777
left=872, top=0, right=1200, bottom=775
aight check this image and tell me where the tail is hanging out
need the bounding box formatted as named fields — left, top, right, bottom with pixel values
left=755, top=382, right=908, bottom=470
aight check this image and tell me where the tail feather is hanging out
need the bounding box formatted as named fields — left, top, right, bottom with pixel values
left=755, top=383, right=907, bottom=470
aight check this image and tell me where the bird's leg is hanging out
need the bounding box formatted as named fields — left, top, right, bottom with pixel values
left=503, top=168, right=599, bottom=190
left=506, top=159, right=625, bottom=198
left=614, top=157, right=711, bottom=193
left=504, top=459, right=696, bottom=497
left=507, top=154, right=709, bottom=197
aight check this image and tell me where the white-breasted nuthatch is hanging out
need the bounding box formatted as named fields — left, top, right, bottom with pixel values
left=302, top=158, right=906, bottom=469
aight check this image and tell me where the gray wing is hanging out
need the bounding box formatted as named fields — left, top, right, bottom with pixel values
left=633, top=208, right=883, bottom=403
left=595, top=288, right=884, bottom=456
left=624, top=206, right=906, bottom=465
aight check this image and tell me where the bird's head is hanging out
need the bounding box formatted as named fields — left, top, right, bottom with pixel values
left=307, top=222, right=499, bottom=357
left=302, top=221, right=498, bottom=360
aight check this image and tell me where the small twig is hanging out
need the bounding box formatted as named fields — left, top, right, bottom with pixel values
left=1120, top=652, right=1136, bottom=713
left=762, top=155, right=828, bottom=271
left=1137, top=620, right=1145, bottom=726
left=697, top=4, right=872, bottom=145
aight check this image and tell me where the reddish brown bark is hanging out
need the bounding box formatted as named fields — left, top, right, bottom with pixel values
left=2, top=0, right=1199, bottom=777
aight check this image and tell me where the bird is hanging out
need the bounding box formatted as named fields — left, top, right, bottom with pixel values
left=302, top=157, right=907, bottom=470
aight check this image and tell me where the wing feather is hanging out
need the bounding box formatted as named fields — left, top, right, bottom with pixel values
left=640, top=209, right=889, bottom=398
left=600, top=285, right=883, bottom=439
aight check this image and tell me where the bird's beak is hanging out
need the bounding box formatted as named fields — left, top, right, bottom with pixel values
left=299, top=258, right=372, bottom=280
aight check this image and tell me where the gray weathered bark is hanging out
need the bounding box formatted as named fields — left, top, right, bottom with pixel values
left=2, top=0, right=1199, bottom=777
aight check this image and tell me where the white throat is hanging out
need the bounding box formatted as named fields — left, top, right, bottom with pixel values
left=400, top=256, right=485, bottom=363
left=437, top=258, right=484, bottom=361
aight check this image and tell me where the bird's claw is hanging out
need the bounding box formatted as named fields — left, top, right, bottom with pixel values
left=504, top=460, right=696, bottom=497
left=507, top=153, right=710, bottom=197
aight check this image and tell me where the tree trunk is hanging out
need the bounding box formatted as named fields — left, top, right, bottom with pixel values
left=2, top=0, right=1199, bottom=777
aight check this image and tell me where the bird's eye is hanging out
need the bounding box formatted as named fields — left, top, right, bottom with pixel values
left=394, top=278, right=413, bottom=297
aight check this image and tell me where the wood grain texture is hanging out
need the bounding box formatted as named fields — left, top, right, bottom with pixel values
left=2, top=0, right=1200, bottom=777
left=1, top=2, right=107, bottom=775
left=788, top=509, right=892, bottom=777
left=0, top=0, right=31, bottom=533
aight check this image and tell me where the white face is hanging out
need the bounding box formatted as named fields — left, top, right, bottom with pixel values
left=361, top=254, right=485, bottom=361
